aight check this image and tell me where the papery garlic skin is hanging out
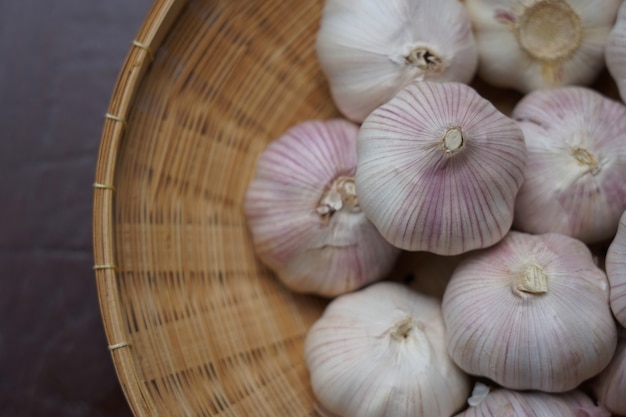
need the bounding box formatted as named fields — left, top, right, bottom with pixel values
left=607, top=210, right=626, bottom=327
left=593, top=331, right=626, bottom=416
left=455, top=389, right=611, bottom=417
left=304, top=281, right=471, bottom=417
left=442, top=231, right=618, bottom=392
left=356, top=81, right=527, bottom=255
left=244, top=119, right=399, bottom=297
left=316, top=0, right=478, bottom=122
left=466, top=382, right=491, bottom=408
left=606, top=1, right=626, bottom=102
left=465, top=0, right=621, bottom=92
left=512, top=87, right=626, bottom=243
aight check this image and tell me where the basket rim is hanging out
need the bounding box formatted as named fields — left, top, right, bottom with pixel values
left=91, top=0, right=189, bottom=416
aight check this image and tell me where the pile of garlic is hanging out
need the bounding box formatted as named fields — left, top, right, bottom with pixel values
left=243, top=0, right=626, bottom=416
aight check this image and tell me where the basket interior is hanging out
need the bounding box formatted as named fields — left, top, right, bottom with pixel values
left=108, top=0, right=337, bottom=415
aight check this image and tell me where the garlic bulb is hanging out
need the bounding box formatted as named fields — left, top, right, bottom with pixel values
left=316, top=0, right=478, bottom=122
left=355, top=81, right=527, bottom=255
left=456, top=388, right=611, bottom=417
left=465, top=0, right=621, bottom=92
left=592, top=329, right=626, bottom=416
left=442, top=231, right=618, bottom=392
left=606, top=1, right=626, bottom=102
left=607, top=210, right=626, bottom=327
left=244, top=119, right=399, bottom=297
left=304, top=281, right=471, bottom=417
left=512, top=86, right=626, bottom=243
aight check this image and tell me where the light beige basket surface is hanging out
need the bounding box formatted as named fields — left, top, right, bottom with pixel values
left=92, top=0, right=620, bottom=416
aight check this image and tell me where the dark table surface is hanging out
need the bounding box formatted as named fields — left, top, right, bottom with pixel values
left=1, top=1, right=153, bottom=415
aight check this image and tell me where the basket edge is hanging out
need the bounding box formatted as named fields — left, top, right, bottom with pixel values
left=92, top=1, right=190, bottom=416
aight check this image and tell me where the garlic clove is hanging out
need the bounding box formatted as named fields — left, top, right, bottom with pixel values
left=455, top=388, right=611, bottom=417
left=592, top=329, right=626, bottom=416
left=606, top=210, right=626, bottom=327
left=512, top=86, right=626, bottom=243
left=244, top=119, right=400, bottom=297
left=316, top=0, right=478, bottom=122
left=606, top=1, right=626, bottom=102
left=355, top=81, right=527, bottom=255
left=442, top=231, right=618, bottom=392
left=465, top=0, right=621, bottom=92
left=305, top=281, right=471, bottom=417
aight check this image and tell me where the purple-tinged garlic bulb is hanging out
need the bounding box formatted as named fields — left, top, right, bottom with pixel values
left=456, top=388, right=611, bottom=417
left=305, top=281, right=472, bottom=417
left=593, top=329, right=626, bottom=416
left=316, top=0, right=478, bottom=122
left=465, top=0, right=621, bottom=93
left=244, top=119, right=400, bottom=297
left=442, top=231, right=618, bottom=392
left=355, top=81, right=527, bottom=255
left=512, top=86, right=626, bottom=243
left=606, top=1, right=626, bottom=102
left=607, top=210, right=626, bottom=327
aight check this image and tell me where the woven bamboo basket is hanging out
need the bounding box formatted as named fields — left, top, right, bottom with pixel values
left=93, top=0, right=621, bottom=416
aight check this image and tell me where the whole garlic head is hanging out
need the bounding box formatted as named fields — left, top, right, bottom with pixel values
left=456, top=388, right=611, bottom=417
left=512, top=86, right=626, bottom=243
left=606, top=1, right=626, bottom=102
left=606, top=210, right=626, bottom=327
left=244, top=119, right=399, bottom=297
left=316, top=0, right=478, bottom=122
left=304, top=281, right=471, bottom=417
left=465, top=0, right=621, bottom=92
left=442, top=231, right=618, bottom=392
left=356, top=81, right=527, bottom=255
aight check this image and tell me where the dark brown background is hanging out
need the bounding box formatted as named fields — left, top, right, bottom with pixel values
left=1, top=1, right=151, bottom=415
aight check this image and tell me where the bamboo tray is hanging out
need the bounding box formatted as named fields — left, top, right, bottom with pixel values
left=93, top=1, right=334, bottom=415
left=92, top=0, right=620, bottom=416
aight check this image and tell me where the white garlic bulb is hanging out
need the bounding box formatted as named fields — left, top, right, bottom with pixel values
left=465, top=0, right=621, bottom=92
left=304, top=281, right=471, bottom=417
left=316, top=0, right=478, bottom=122
left=606, top=1, right=626, bottom=102
left=356, top=81, right=527, bottom=255
left=442, top=231, right=618, bottom=392
left=607, top=210, right=626, bottom=327
left=512, top=86, right=626, bottom=243
left=244, top=119, right=400, bottom=297
left=592, top=330, right=626, bottom=416
left=456, top=388, right=611, bottom=417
